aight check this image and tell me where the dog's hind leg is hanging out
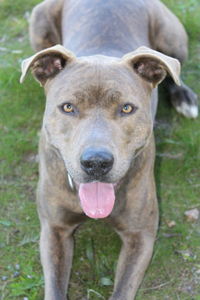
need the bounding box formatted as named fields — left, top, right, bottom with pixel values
left=30, top=0, right=64, bottom=51
left=149, top=1, right=198, bottom=118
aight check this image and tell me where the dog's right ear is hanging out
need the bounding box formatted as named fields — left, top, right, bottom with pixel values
left=20, top=45, right=76, bottom=86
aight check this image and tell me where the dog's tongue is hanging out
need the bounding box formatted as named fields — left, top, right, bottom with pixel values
left=79, top=182, right=115, bottom=219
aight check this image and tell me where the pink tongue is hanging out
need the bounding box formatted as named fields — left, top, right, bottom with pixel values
left=79, top=182, right=115, bottom=219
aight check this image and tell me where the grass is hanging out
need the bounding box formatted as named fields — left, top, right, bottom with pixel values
left=0, top=0, right=199, bottom=299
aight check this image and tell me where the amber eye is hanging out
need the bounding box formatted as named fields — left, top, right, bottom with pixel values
left=121, top=104, right=135, bottom=114
left=62, top=103, right=74, bottom=113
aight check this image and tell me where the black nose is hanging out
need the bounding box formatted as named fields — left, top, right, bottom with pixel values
left=80, top=149, right=114, bottom=177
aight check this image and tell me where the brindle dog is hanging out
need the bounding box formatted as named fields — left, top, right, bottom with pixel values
left=21, top=0, right=198, bottom=299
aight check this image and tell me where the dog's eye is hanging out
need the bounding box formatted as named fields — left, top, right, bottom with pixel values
left=121, top=104, right=137, bottom=115
left=61, top=103, right=74, bottom=113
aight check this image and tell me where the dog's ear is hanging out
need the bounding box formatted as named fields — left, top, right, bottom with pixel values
left=20, top=44, right=75, bottom=86
left=122, top=46, right=181, bottom=88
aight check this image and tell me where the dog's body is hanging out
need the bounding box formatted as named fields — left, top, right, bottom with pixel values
left=21, top=0, right=198, bottom=299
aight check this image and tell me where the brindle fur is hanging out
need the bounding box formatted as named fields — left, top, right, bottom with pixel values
left=21, top=0, right=197, bottom=299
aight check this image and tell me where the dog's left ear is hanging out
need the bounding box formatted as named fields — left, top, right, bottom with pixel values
left=122, top=46, right=181, bottom=88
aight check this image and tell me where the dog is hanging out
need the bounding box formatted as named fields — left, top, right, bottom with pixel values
left=20, top=0, right=198, bottom=299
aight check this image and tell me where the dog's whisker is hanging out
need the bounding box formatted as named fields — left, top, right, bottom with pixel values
left=67, top=173, right=74, bottom=190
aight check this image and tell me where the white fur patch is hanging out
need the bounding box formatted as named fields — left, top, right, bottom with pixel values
left=175, top=102, right=198, bottom=119
left=67, top=173, right=74, bottom=190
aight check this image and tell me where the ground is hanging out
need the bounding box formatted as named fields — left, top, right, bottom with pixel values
left=0, top=0, right=200, bottom=299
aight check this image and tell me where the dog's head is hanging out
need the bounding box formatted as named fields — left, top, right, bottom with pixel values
left=21, top=45, right=180, bottom=218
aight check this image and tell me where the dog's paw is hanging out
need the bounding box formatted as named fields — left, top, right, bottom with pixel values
left=175, top=101, right=198, bottom=119
left=170, top=83, right=198, bottom=119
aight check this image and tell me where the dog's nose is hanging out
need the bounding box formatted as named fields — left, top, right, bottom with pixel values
left=80, top=149, right=114, bottom=177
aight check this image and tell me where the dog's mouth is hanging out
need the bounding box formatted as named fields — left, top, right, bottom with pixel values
left=67, top=174, right=117, bottom=219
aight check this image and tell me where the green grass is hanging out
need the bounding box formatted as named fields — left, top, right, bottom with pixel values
left=0, top=0, right=200, bottom=299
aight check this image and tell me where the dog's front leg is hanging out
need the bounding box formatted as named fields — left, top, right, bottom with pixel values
left=109, top=231, right=155, bottom=300
left=40, top=220, right=75, bottom=300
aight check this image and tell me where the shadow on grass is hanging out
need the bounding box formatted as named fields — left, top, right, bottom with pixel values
left=155, top=83, right=175, bottom=226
